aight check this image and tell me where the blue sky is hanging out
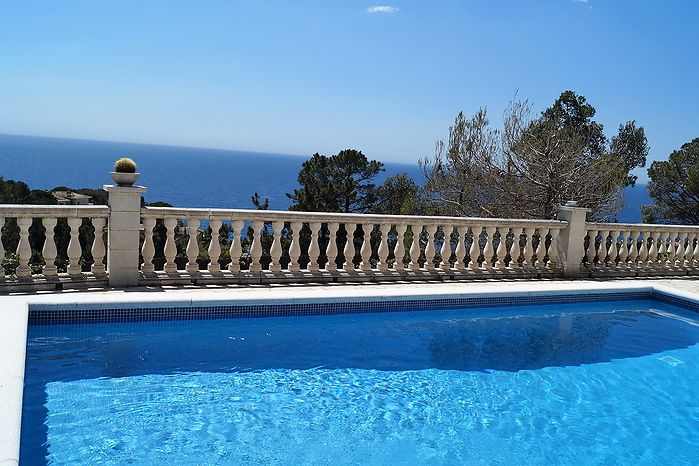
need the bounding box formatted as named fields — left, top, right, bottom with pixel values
left=1, top=1, right=697, bottom=179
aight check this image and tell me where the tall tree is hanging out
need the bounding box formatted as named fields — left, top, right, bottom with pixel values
left=287, top=149, right=383, bottom=213
left=420, top=91, right=649, bottom=220
left=642, top=137, right=699, bottom=224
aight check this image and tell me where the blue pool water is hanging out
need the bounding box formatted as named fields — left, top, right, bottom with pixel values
left=21, top=300, right=699, bottom=465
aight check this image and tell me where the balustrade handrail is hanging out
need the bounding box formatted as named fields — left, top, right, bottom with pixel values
left=0, top=205, right=109, bottom=218
left=141, top=206, right=568, bottom=227
left=587, top=221, right=699, bottom=231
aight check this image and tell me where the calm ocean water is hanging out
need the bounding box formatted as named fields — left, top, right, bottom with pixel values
left=0, top=133, right=648, bottom=221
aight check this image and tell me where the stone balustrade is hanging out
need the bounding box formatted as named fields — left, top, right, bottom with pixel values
left=2, top=177, right=699, bottom=292
left=138, top=207, right=565, bottom=285
left=583, top=222, right=699, bottom=276
left=0, top=205, right=109, bottom=291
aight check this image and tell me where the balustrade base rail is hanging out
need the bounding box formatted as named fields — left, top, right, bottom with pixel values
left=0, top=273, right=109, bottom=293
left=139, top=267, right=562, bottom=287
left=582, top=265, right=699, bottom=279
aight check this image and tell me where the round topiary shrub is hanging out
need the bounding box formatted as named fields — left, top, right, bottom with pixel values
left=114, top=157, right=137, bottom=173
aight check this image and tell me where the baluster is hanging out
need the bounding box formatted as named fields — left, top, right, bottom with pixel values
left=693, top=233, right=699, bottom=266
left=141, top=217, right=156, bottom=274
left=269, top=221, right=284, bottom=272
left=508, top=228, right=520, bottom=268
left=483, top=226, right=496, bottom=269
left=185, top=217, right=200, bottom=274
left=658, top=231, right=668, bottom=266
left=360, top=223, right=373, bottom=271
left=606, top=230, right=618, bottom=268
left=343, top=223, right=357, bottom=271
left=409, top=224, right=422, bottom=271
left=228, top=219, right=244, bottom=272
left=0, top=216, right=4, bottom=279
left=522, top=227, right=535, bottom=268
left=423, top=225, right=438, bottom=271
left=626, top=231, right=638, bottom=268
left=675, top=232, right=686, bottom=267
left=534, top=228, right=546, bottom=268
left=494, top=227, right=506, bottom=269
left=598, top=230, right=609, bottom=267
left=585, top=230, right=597, bottom=268
left=67, top=217, right=83, bottom=276
left=647, top=231, right=658, bottom=266
left=393, top=224, right=407, bottom=271
left=637, top=231, right=649, bottom=267
left=16, top=217, right=33, bottom=277
left=454, top=226, right=467, bottom=270
left=469, top=226, right=481, bottom=270
left=205, top=218, right=221, bottom=272
left=307, top=222, right=321, bottom=272
left=42, top=217, right=58, bottom=276
left=617, top=231, right=628, bottom=268
left=91, top=217, right=107, bottom=276
left=686, top=232, right=697, bottom=267
left=162, top=217, right=179, bottom=273
left=547, top=228, right=560, bottom=269
left=247, top=220, right=263, bottom=273
left=285, top=221, right=301, bottom=273
left=378, top=223, right=391, bottom=272
left=325, top=223, right=340, bottom=272
left=439, top=225, right=452, bottom=270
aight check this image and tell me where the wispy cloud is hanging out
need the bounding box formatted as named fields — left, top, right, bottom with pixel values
left=366, top=6, right=400, bottom=14
left=572, top=0, right=588, bottom=3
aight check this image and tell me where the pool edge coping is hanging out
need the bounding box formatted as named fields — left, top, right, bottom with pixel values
left=2, top=281, right=698, bottom=464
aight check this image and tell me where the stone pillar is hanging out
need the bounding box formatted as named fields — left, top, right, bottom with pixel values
left=104, top=184, right=146, bottom=287
left=554, top=201, right=591, bottom=278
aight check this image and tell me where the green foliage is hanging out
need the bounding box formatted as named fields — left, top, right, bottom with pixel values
left=642, top=137, right=699, bottom=224
left=0, top=177, right=57, bottom=205
left=114, top=157, right=137, bottom=173
left=373, top=173, right=434, bottom=215
left=287, top=149, right=384, bottom=213
left=537, top=90, right=607, bottom=160
left=610, top=121, right=649, bottom=186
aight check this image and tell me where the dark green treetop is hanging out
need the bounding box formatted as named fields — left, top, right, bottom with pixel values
left=373, top=173, right=433, bottom=215
left=642, top=137, right=699, bottom=224
left=287, top=149, right=384, bottom=213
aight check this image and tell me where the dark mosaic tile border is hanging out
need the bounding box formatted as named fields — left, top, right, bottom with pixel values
left=28, top=291, right=657, bottom=325
left=652, top=290, right=699, bottom=313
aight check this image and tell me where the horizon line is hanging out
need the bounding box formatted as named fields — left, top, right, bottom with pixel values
left=0, top=132, right=420, bottom=167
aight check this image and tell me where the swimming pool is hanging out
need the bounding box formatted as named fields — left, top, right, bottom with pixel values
left=18, top=291, right=699, bottom=465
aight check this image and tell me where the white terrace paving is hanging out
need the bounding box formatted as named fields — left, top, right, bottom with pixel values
left=2, top=277, right=699, bottom=465
left=5, top=277, right=699, bottom=305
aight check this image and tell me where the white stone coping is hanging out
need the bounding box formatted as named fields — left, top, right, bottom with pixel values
left=587, top=221, right=699, bottom=232
left=0, top=205, right=109, bottom=218
left=2, top=279, right=699, bottom=464
left=141, top=206, right=568, bottom=228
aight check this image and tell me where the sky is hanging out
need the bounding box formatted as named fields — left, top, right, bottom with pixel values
left=1, top=0, right=697, bottom=180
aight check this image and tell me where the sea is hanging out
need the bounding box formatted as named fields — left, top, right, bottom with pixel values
left=0, top=133, right=650, bottom=222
